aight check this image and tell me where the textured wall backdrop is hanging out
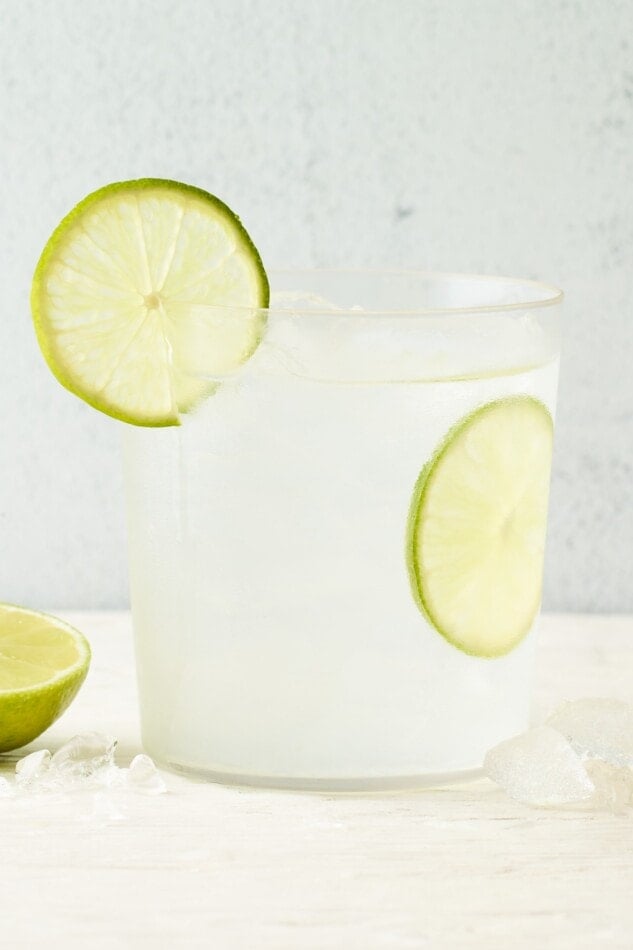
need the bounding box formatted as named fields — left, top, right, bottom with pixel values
left=1, top=0, right=631, bottom=610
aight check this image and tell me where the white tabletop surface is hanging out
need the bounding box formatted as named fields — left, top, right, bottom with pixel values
left=1, top=612, right=632, bottom=949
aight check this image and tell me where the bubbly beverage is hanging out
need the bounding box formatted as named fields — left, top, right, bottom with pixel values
left=124, top=272, right=562, bottom=790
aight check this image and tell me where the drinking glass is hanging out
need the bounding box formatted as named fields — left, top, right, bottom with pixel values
left=123, top=270, right=562, bottom=790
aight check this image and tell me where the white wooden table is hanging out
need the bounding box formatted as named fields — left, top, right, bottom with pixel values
left=1, top=613, right=632, bottom=949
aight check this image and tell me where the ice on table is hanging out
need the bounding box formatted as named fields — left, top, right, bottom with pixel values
left=51, top=732, right=117, bottom=776
left=127, top=754, right=167, bottom=795
left=546, top=699, right=633, bottom=767
left=15, top=749, right=52, bottom=786
left=0, top=776, right=14, bottom=797
left=584, top=760, right=633, bottom=813
left=484, top=726, right=595, bottom=806
left=486, top=699, right=633, bottom=811
left=1, top=733, right=166, bottom=801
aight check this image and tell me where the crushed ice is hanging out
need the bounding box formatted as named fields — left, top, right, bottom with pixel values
left=485, top=699, right=633, bottom=812
left=51, top=732, right=117, bottom=776
left=127, top=754, right=167, bottom=795
left=15, top=748, right=52, bottom=786
left=546, top=699, right=633, bottom=767
left=1, top=732, right=166, bottom=800
left=270, top=291, right=364, bottom=312
left=484, top=726, right=595, bottom=807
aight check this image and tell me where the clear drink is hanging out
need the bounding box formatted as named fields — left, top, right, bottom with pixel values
left=123, top=271, right=562, bottom=790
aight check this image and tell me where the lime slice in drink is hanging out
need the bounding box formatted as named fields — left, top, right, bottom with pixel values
left=0, top=604, right=91, bottom=752
left=31, top=179, right=269, bottom=426
left=406, top=397, right=553, bottom=657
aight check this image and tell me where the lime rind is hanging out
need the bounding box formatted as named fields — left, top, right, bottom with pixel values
left=405, top=396, right=554, bottom=659
left=31, top=179, right=269, bottom=427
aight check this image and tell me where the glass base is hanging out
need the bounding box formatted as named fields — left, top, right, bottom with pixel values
left=157, top=757, right=484, bottom=793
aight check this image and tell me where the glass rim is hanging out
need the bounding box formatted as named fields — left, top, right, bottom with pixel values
left=245, top=268, right=564, bottom=317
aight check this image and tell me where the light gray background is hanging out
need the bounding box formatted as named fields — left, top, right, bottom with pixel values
left=1, top=0, right=631, bottom=611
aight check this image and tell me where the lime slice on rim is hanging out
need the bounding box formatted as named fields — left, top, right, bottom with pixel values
left=406, top=397, right=553, bottom=658
left=0, top=604, right=91, bottom=753
left=31, top=179, right=269, bottom=426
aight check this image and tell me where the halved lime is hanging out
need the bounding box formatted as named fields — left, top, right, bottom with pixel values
left=0, top=604, right=91, bottom=753
left=406, top=397, right=553, bottom=657
left=31, top=179, right=269, bottom=426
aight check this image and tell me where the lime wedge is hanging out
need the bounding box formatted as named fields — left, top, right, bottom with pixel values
left=406, top=397, right=553, bottom=657
left=31, top=179, right=269, bottom=426
left=0, top=604, right=91, bottom=752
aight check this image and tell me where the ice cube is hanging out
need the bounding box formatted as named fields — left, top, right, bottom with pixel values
left=0, top=776, right=13, bottom=797
left=5, top=734, right=169, bottom=805
left=484, top=726, right=595, bottom=806
left=584, top=759, right=633, bottom=814
left=270, top=291, right=350, bottom=312
left=51, top=733, right=117, bottom=776
left=546, top=699, right=633, bottom=767
left=126, top=754, right=167, bottom=795
left=15, top=749, right=52, bottom=785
